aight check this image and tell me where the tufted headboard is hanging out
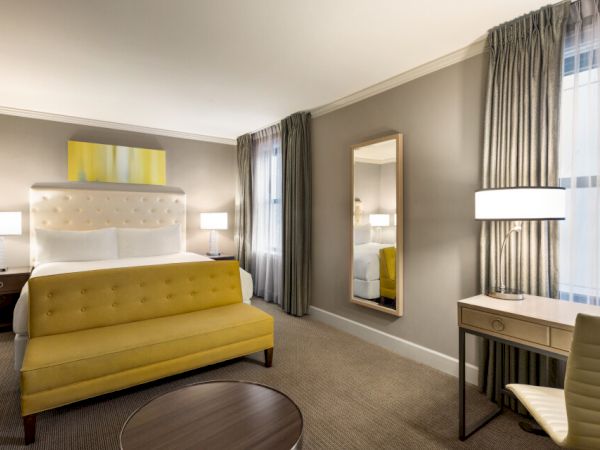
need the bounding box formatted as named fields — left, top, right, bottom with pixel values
left=29, top=182, right=186, bottom=265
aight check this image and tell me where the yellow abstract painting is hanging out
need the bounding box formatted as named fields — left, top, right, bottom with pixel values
left=68, top=141, right=166, bottom=185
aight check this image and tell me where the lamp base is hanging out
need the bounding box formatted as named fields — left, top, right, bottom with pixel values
left=486, top=288, right=524, bottom=301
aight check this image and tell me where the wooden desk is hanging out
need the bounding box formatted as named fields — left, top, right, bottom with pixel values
left=457, top=294, right=600, bottom=440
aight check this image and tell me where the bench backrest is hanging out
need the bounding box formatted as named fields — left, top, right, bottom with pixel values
left=28, top=261, right=242, bottom=337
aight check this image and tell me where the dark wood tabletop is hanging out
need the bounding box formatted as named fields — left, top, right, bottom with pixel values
left=120, top=381, right=303, bottom=450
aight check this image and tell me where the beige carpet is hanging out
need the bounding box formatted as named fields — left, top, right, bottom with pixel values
left=0, top=300, right=557, bottom=449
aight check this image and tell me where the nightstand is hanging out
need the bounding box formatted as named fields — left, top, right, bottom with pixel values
left=0, top=267, right=31, bottom=332
left=207, top=255, right=236, bottom=261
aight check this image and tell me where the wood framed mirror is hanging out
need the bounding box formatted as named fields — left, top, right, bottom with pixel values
left=350, top=133, right=403, bottom=316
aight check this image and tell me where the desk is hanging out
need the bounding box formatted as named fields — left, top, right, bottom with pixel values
left=457, top=294, right=600, bottom=440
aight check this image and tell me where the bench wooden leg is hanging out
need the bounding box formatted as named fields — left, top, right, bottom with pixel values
left=264, top=347, right=273, bottom=368
left=23, top=414, right=36, bottom=445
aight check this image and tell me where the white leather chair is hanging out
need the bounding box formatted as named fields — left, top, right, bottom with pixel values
left=507, top=313, right=600, bottom=449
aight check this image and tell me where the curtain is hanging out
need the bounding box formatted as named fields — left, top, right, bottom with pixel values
left=478, top=3, right=569, bottom=411
left=281, top=112, right=312, bottom=316
left=251, top=125, right=283, bottom=304
left=559, top=0, right=600, bottom=304
left=236, top=134, right=253, bottom=270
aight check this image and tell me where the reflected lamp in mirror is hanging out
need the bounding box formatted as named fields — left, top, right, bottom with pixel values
left=369, top=214, right=390, bottom=227
left=475, top=187, right=566, bottom=300
left=369, top=214, right=389, bottom=244
left=0, top=212, right=22, bottom=271
left=200, top=212, right=228, bottom=257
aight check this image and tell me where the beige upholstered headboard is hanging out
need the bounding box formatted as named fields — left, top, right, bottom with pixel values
left=30, top=182, right=186, bottom=265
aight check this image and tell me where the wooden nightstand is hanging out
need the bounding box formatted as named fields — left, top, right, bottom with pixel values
left=207, top=255, right=236, bottom=261
left=0, top=267, right=31, bottom=332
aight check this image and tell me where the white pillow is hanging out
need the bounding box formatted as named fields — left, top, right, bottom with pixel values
left=354, top=225, right=372, bottom=245
left=117, top=224, right=181, bottom=258
left=36, top=228, right=118, bottom=264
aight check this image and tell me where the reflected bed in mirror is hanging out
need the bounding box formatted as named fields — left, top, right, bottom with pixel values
left=351, top=134, right=403, bottom=316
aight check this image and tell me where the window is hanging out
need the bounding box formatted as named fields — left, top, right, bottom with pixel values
left=558, top=16, right=600, bottom=304
left=250, top=126, right=283, bottom=303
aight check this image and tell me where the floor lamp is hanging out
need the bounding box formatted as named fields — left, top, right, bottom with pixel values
left=475, top=187, right=566, bottom=301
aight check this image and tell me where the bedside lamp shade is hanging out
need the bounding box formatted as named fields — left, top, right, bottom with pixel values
left=0, top=212, right=21, bottom=271
left=369, top=214, right=390, bottom=227
left=0, top=212, right=22, bottom=236
left=200, top=212, right=228, bottom=257
left=475, top=188, right=565, bottom=220
left=200, top=212, right=228, bottom=230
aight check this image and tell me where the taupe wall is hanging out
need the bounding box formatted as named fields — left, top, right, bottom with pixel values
left=0, top=114, right=236, bottom=267
left=312, top=53, right=487, bottom=361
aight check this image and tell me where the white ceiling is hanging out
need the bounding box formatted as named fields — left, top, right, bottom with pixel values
left=355, top=140, right=396, bottom=164
left=0, top=0, right=551, bottom=141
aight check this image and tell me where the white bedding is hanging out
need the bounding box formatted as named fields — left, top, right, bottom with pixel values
left=353, top=243, right=388, bottom=281
left=13, top=252, right=253, bottom=335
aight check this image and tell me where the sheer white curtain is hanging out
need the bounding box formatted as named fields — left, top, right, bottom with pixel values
left=559, top=0, right=600, bottom=304
left=251, top=125, right=283, bottom=304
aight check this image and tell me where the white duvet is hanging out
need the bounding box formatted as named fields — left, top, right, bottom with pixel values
left=353, top=243, right=388, bottom=281
left=13, top=252, right=253, bottom=335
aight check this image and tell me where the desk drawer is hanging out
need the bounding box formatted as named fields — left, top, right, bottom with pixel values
left=461, top=307, right=550, bottom=346
left=551, top=328, right=572, bottom=352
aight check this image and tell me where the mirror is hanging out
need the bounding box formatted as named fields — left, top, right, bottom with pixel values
left=351, top=134, right=403, bottom=316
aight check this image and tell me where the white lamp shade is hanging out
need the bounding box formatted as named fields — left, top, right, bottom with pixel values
left=0, top=212, right=22, bottom=235
left=369, top=214, right=390, bottom=227
left=200, top=212, right=228, bottom=230
left=475, top=188, right=566, bottom=220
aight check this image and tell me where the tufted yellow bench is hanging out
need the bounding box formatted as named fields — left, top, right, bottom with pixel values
left=20, top=261, right=274, bottom=444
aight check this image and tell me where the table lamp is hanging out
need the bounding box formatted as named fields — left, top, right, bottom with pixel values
left=475, top=187, right=566, bottom=300
left=0, top=212, right=22, bottom=271
left=369, top=214, right=389, bottom=243
left=200, top=212, right=228, bottom=256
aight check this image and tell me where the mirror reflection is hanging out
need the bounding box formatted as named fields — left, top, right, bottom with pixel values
left=352, top=135, right=402, bottom=315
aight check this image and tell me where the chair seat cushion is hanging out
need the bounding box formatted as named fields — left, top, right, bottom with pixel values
left=21, top=303, right=273, bottom=395
left=506, top=384, right=568, bottom=446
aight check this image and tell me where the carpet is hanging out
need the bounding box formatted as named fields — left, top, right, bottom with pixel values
left=0, top=300, right=557, bottom=449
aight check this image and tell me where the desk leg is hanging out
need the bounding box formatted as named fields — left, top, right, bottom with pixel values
left=459, top=327, right=466, bottom=440
left=458, top=327, right=503, bottom=441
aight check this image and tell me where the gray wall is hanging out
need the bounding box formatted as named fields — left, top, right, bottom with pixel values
left=354, top=162, right=381, bottom=220
left=0, top=114, right=236, bottom=267
left=312, top=53, right=487, bottom=362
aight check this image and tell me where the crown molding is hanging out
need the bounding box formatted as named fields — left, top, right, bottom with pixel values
left=311, top=37, right=487, bottom=118
left=0, top=106, right=236, bottom=145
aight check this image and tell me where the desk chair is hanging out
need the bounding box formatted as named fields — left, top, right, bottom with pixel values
left=507, top=313, right=600, bottom=449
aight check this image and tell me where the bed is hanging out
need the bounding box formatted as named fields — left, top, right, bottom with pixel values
left=13, top=182, right=253, bottom=370
left=353, top=242, right=388, bottom=299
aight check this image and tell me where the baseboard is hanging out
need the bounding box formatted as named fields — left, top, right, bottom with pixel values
left=309, top=306, right=479, bottom=385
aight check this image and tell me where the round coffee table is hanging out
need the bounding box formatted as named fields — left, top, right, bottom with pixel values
left=120, top=381, right=303, bottom=450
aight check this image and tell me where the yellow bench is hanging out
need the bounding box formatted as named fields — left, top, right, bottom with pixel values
left=20, top=261, right=274, bottom=444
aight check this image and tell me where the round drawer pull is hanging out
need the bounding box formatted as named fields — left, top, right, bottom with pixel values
left=491, top=319, right=505, bottom=331
left=0, top=281, right=4, bottom=289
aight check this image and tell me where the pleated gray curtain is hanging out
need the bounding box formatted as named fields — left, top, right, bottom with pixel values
left=236, top=133, right=253, bottom=271
left=281, top=112, right=312, bottom=316
left=478, top=2, right=569, bottom=411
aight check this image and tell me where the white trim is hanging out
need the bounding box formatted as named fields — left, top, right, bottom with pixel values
left=0, top=106, right=236, bottom=145
left=311, top=38, right=487, bottom=118
left=309, top=305, right=479, bottom=385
